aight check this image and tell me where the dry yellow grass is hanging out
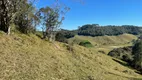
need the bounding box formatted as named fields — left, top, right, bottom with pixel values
left=68, top=34, right=137, bottom=54
left=0, top=33, right=141, bottom=80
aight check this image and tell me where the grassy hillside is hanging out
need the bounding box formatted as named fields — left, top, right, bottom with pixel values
left=68, top=34, right=137, bottom=54
left=0, top=33, right=141, bottom=80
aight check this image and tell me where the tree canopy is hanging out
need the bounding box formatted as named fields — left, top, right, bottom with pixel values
left=78, top=24, right=142, bottom=36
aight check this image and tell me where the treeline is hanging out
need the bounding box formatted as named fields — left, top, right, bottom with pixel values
left=55, top=24, right=142, bottom=42
left=78, top=24, right=142, bottom=36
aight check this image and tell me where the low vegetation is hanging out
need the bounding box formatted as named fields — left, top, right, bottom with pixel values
left=79, top=40, right=93, bottom=47
left=68, top=34, right=137, bottom=47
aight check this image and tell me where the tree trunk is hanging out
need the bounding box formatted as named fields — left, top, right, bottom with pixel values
left=7, top=26, right=11, bottom=35
left=49, top=33, right=53, bottom=42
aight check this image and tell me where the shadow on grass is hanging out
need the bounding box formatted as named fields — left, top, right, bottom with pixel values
left=36, top=34, right=43, bottom=39
left=133, top=78, right=142, bottom=80
left=112, top=58, right=129, bottom=67
left=134, top=70, right=142, bottom=75
left=112, top=58, right=142, bottom=75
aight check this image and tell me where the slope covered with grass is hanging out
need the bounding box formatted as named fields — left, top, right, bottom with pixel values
left=69, top=34, right=137, bottom=46
left=68, top=34, right=137, bottom=54
left=0, top=33, right=141, bottom=80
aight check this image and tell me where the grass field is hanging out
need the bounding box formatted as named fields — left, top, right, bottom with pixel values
left=0, top=33, right=141, bottom=80
left=68, top=34, right=137, bottom=54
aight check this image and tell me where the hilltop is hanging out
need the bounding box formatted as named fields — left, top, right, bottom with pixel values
left=0, top=32, right=141, bottom=80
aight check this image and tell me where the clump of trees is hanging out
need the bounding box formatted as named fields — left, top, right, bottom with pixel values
left=55, top=31, right=68, bottom=43
left=55, top=24, right=142, bottom=39
left=132, top=40, right=142, bottom=72
left=78, top=24, right=142, bottom=36
left=0, top=0, right=70, bottom=41
left=0, top=0, right=39, bottom=34
left=55, top=29, right=76, bottom=43
left=108, top=46, right=133, bottom=63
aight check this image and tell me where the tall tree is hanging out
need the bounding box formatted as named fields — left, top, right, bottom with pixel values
left=14, top=2, right=40, bottom=34
left=0, top=0, right=38, bottom=34
left=132, top=40, right=142, bottom=71
left=38, top=4, right=70, bottom=41
left=0, top=0, right=25, bottom=34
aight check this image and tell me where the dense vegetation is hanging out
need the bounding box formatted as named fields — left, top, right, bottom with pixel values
left=108, top=46, right=133, bottom=63
left=132, top=40, right=142, bottom=72
left=55, top=29, right=76, bottom=43
left=78, top=24, right=142, bottom=36
left=56, top=24, right=142, bottom=41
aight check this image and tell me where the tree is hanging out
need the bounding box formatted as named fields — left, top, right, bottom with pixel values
left=14, top=2, right=40, bottom=34
left=38, top=7, right=58, bottom=40
left=38, top=4, right=70, bottom=41
left=0, top=0, right=38, bottom=34
left=132, top=40, right=142, bottom=71
left=55, top=32, right=67, bottom=43
left=0, top=0, right=18, bottom=34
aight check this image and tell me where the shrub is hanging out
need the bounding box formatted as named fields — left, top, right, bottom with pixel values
left=108, top=46, right=133, bottom=63
left=55, top=32, right=67, bottom=43
left=79, top=40, right=93, bottom=47
left=55, top=30, right=76, bottom=43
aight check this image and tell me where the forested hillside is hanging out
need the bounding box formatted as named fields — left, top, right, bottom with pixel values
left=56, top=24, right=142, bottom=43
left=78, top=24, right=142, bottom=36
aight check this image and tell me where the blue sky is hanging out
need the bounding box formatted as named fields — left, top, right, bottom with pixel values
left=36, top=0, right=142, bottom=30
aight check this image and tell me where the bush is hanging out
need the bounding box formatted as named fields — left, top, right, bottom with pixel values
left=55, top=30, right=76, bottom=43
left=55, top=32, right=67, bottom=43
left=79, top=40, right=93, bottom=47
left=108, top=46, right=133, bottom=63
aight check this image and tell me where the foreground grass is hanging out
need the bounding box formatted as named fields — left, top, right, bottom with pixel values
left=0, top=33, right=141, bottom=80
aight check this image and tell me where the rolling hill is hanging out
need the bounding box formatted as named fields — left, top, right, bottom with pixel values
left=0, top=32, right=141, bottom=80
